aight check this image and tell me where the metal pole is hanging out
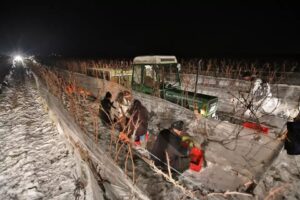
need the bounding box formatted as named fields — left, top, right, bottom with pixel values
left=193, top=59, right=202, bottom=104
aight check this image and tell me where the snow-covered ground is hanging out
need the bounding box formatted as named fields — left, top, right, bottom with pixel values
left=0, top=67, right=78, bottom=200
left=254, top=150, right=300, bottom=199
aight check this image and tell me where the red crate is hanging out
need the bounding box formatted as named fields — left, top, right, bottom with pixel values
left=189, top=147, right=203, bottom=172
left=243, top=122, right=269, bottom=134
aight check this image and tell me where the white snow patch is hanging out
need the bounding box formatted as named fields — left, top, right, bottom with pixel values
left=0, top=69, right=80, bottom=200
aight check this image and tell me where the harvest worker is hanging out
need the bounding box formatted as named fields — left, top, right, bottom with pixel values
left=284, top=113, right=300, bottom=155
left=99, top=92, right=115, bottom=126
left=150, top=120, right=190, bottom=173
left=116, top=91, right=132, bottom=117
left=114, top=90, right=132, bottom=129
left=126, top=99, right=149, bottom=146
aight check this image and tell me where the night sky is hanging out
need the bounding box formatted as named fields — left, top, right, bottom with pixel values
left=0, top=2, right=299, bottom=58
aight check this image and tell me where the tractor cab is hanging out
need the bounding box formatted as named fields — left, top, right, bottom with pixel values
left=131, top=55, right=218, bottom=118
left=132, top=55, right=180, bottom=95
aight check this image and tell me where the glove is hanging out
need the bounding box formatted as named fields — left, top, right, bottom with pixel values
left=119, top=132, right=130, bottom=143
left=181, top=136, right=194, bottom=149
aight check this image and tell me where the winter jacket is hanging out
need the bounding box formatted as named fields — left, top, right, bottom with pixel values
left=115, top=98, right=131, bottom=118
left=150, top=129, right=189, bottom=173
left=127, top=103, right=149, bottom=137
left=285, top=121, right=300, bottom=155
left=100, top=98, right=114, bottom=125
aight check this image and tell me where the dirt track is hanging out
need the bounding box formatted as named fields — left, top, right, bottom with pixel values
left=0, top=67, right=78, bottom=200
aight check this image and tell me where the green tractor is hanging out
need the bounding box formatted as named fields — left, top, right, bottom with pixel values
left=131, top=56, right=218, bottom=118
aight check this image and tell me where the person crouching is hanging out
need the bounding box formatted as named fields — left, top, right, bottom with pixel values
left=150, top=120, right=190, bottom=174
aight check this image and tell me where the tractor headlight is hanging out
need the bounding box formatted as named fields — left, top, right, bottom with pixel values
left=14, top=55, right=23, bottom=62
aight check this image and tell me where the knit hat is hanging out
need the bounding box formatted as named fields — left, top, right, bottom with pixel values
left=105, top=92, right=112, bottom=99
left=171, top=120, right=184, bottom=131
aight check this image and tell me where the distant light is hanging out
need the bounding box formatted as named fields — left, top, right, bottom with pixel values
left=14, top=55, right=23, bottom=62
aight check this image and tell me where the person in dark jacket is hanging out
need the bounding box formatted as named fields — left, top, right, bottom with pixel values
left=150, top=120, right=190, bottom=173
left=284, top=114, right=300, bottom=155
left=126, top=99, right=149, bottom=144
left=99, top=92, right=115, bottom=126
